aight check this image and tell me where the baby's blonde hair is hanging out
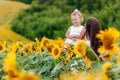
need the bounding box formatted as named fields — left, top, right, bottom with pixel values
left=71, top=9, right=83, bottom=22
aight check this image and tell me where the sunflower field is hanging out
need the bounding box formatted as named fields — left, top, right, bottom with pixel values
left=0, top=27, right=120, bottom=80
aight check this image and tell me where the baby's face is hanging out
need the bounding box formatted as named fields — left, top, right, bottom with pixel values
left=71, top=15, right=81, bottom=26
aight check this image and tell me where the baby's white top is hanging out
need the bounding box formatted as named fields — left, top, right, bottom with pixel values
left=69, top=25, right=83, bottom=35
left=65, top=25, right=90, bottom=46
left=64, top=25, right=83, bottom=45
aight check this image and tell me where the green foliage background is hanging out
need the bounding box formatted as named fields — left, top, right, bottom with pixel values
left=11, top=0, right=120, bottom=41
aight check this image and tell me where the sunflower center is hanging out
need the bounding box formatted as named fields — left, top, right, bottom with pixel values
left=78, top=47, right=85, bottom=55
left=25, top=47, right=29, bottom=53
left=78, top=48, right=83, bottom=53
left=0, top=45, right=3, bottom=51
left=103, top=36, right=114, bottom=49
left=43, top=40, right=49, bottom=46
left=47, top=46, right=52, bottom=53
left=54, top=49, right=58, bottom=55
left=32, top=45, right=36, bottom=51
left=9, top=70, right=19, bottom=78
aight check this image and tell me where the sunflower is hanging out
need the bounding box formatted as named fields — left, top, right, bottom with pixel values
left=37, top=44, right=43, bottom=53
left=0, top=43, right=4, bottom=52
left=64, top=44, right=73, bottom=60
left=101, top=54, right=113, bottom=61
left=3, top=49, right=20, bottom=80
left=22, top=46, right=30, bottom=54
left=35, top=37, right=40, bottom=45
left=5, top=69, right=40, bottom=80
left=102, top=62, right=112, bottom=80
left=53, top=37, right=65, bottom=47
left=46, top=44, right=53, bottom=53
left=74, top=40, right=87, bottom=58
left=102, top=62, right=112, bottom=74
left=20, top=72, right=39, bottom=80
left=0, top=41, right=7, bottom=53
left=51, top=45, right=61, bottom=59
left=84, top=56, right=92, bottom=67
left=3, top=52, right=16, bottom=72
left=40, top=37, right=50, bottom=50
left=5, top=67, right=20, bottom=80
left=8, top=41, right=23, bottom=53
left=97, top=27, right=119, bottom=55
left=35, top=38, right=43, bottom=53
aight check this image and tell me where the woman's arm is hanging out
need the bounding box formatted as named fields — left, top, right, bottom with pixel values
left=74, top=27, right=86, bottom=39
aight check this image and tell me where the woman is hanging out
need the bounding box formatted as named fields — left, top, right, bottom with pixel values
left=85, top=17, right=102, bottom=56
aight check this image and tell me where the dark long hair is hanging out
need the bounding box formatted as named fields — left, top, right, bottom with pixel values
left=86, top=18, right=101, bottom=56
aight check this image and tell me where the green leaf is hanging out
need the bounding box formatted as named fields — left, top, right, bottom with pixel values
left=86, top=48, right=97, bottom=61
left=66, top=59, right=75, bottom=69
left=50, top=62, right=63, bottom=77
left=31, top=58, right=39, bottom=64
left=116, top=40, right=120, bottom=47
left=112, top=66, right=120, bottom=79
left=41, top=75, right=53, bottom=80
left=42, top=56, right=53, bottom=62
left=39, top=64, right=53, bottom=74
left=91, top=61, right=101, bottom=71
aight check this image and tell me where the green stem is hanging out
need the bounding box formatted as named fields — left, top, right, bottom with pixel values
left=90, top=48, right=100, bottom=63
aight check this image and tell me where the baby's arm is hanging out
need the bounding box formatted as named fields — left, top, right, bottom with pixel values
left=65, top=27, right=74, bottom=39
left=73, top=27, right=86, bottom=39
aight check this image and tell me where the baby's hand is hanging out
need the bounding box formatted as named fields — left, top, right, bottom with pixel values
left=68, top=35, right=73, bottom=39
left=69, top=35, right=76, bottom=38
left=72, top=38, right=77, bottom=42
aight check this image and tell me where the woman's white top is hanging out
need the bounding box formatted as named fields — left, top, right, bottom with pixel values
left=65, top=25, right=83, bottom=45
left=85, top=39, right=90, bottom=46
left=84, top=33, right=90, bottom=46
